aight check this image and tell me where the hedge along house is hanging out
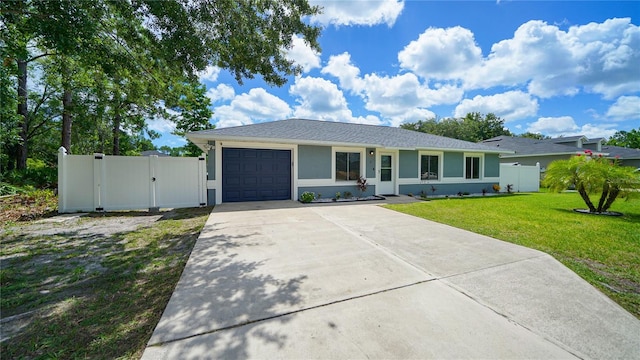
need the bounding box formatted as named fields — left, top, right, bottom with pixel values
left=187, top=119, right=512, bottom=205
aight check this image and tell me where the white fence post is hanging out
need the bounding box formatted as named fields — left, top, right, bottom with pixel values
left=149, top=155, right=158, bottom=212
left=199, top=153, right=207, bottom=206
left=93, top=153, right=105, bottom=211
left=57, top=147, right=67, bottom=213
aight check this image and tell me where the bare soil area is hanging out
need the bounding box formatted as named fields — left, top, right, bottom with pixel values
left=1, top=205, right=212, bottom=358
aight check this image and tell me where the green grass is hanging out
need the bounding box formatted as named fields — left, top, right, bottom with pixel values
left=1, top=207, right=212, bottom=359
left=385, top=192, right=640, bottom=318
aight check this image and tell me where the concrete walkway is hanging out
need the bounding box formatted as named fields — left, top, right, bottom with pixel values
left=142, top=199, right=640, bottom=359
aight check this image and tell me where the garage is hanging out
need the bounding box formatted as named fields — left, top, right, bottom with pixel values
left=222, top=148, right=291, bottom=202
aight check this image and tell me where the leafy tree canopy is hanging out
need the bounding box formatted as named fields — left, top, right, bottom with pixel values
left=517, top=132, right=551, bottom=140
left=401, top=112, right=512, bottom=142
left=607, top=129, right=640, bottom=149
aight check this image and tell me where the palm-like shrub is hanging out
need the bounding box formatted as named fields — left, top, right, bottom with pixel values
left=543, top=151, right=639, bottom=213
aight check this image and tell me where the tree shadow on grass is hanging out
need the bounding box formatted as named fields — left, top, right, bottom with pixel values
left=1, top=209, right=307, bottom=359
left=550, top=207, right=640, bottom=223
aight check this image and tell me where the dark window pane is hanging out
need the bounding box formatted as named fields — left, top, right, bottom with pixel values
left=349, top=153, right=360, bottom=180
left=421, top=155, right=439, bottom=180
left=465, top=156, right=479, bottom=179
left=472, top=157, right=480, bottom=179
left=336, top=152, right=347, bottom=180
left=381, top=169, right=391, bottom=181
left=381, top=155, right=391, bottom=168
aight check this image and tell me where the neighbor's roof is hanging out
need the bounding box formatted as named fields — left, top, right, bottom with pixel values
left=188, top=119, right=511, bottom=153
left=601, top=145, right=640, bottom=159
left=481, top=135, right=602, bottom=157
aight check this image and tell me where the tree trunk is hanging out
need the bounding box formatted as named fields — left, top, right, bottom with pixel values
left=577, top=184, right=596, bottom=212
left=596, top=182, right=610, bottom=213
left=112, top=112, right=121, bottom=155
left=61, top=65, right=73, bottom=152
left=16, top=59, right=28, bottom=170
left=601, top=186, right=620, bottom=213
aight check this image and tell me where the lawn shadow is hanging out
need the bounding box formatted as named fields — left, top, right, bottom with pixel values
left=0, top=211, right=211, bottom=358
left=551, top=207, right=640, bottom=223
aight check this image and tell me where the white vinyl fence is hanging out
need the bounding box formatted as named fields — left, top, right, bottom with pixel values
left=500, top=163, right=540, bottom=193
left=58, top=147, right=207, bottom=213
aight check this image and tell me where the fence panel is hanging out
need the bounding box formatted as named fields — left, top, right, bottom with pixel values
left=58, top=147, right=206, bottom=213
left=500, top=163, right=540, bottom=193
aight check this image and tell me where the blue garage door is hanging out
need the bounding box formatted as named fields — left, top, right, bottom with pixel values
left=222, top=148, right=291, bottom=202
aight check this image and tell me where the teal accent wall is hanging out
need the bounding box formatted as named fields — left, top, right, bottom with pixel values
left=366, top=148, right=376, bottom=179
left=400, top=183, right=494, bottom=196
left=399, top=150, right=418, bottom=178
left=207, top=189, right=216, bottom=206
left=207, top=148, right=215, bottom=180
left=298, top=145, right=331, bottom=179
left=443, top=152, right=463, bottom=178
left=484, top=154, right=500, bottom=177
left=298, top=185, right=376, bottom=199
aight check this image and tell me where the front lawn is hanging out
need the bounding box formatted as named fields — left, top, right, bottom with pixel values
left=385, top=192, right=640, bottom=319
left=1, top=206, right=212, bottom=359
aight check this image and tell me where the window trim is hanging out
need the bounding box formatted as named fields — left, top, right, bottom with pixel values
left=464, top=153, right=484, bottom=180
left=418, top=151, right=443, bottom=182
left=332, top=147, right=365, bottom=183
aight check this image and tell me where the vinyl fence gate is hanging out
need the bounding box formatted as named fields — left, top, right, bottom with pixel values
left=58, top=147, right=207, bottom=213
left=499, top=163, right=540, bottom=193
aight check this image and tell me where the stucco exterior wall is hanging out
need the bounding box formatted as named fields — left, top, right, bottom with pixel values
left=443, top=152, right=463, bottom=177
left=299, top=145, right=332, bottom=179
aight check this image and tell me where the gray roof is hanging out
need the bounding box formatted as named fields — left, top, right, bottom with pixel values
left=188, top=119, right=509, bottom=153
left=481, top=136, right=593, bottom=156
left=601, top=145, right=640, bottom=159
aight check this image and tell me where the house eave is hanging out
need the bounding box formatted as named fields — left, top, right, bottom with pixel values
left=500, top=151, right=609, bottom=158
left=187, top=133, right=512, bottom=154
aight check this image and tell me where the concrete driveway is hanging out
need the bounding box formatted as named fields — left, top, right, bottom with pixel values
left=142, top=200, right=640, bottom=359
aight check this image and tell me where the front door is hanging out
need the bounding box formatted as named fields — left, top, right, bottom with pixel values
left=378, top=153, right=395, bottom=195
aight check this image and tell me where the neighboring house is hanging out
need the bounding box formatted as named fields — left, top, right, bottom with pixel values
left=187, top=119, right=512, bottom=204
left=601, top=145, right=640, bottom=168
left=481, top=135, right=640, bottom=170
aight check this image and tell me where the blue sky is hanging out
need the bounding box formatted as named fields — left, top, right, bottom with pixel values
left=149, top=0, right=640, bottom=148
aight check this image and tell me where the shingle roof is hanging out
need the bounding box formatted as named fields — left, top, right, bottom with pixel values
left=188, top=119, right=509, bottom=153
left=481, top=136, right=588, bottom=156
left=601, top=145, right=640, bottom=159
left=481, top=136, right=640, bottom=161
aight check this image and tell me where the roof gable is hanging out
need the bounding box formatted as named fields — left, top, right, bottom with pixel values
left=188, top=119, right=509, bottom=153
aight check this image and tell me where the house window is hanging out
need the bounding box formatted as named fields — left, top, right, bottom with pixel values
left=465, top=156, right=480, bottom=179
left=420, top=155, right=439, bottom=180
left=336, top=152, right=361, bottom=181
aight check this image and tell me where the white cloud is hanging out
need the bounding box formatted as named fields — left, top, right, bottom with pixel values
left=310, top=0, right=404, bottom=27
left=605, top=96, right=640, bottom=121
left=361, top=73, right=463, bottom=117
left=322, top=52, right=462, bottom=123
left=398, top=26, right=482, bottom=80
left=321, top=52, right=363, bottom=93
left=146, top=117, right=176, bottom=134
left=388, top=108, right=437, bottom=127
left=526, top=116, right=617, bottom=139
left=198, top=65, right=220, bottom=82
left=289, top=76, right=381, bottom=124
left=284, top=35, right=321, bottom=73
left=463, top=18, right=640, bottom=99
left=453, top=91, right=539, bottom=121
left=212, top=88, right=292, bottom=128
left=205, top=84, right=235, bottom=103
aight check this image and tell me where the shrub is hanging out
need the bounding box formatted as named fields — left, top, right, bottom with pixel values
left=300, top=191, right=315, bottom=203
left=544, top=152, right=640, bottom=213
left=344, top=191, right=352, bottom=198
left=492, top=184, right=501, bottom=192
